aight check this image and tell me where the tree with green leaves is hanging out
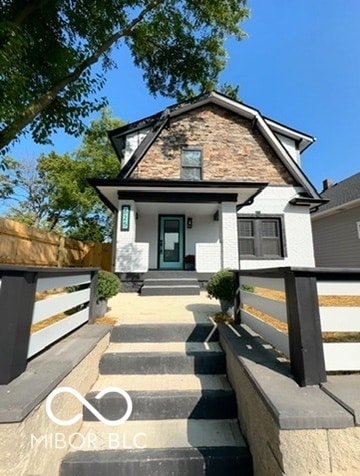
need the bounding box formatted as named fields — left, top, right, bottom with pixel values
left=0, top=0, right=249, bottom=153
left=2, top=157, right=56, bottom=230
left=2, top=110, right=124, bottom=241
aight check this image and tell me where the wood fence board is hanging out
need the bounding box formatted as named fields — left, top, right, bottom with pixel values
left=0, top=218, right=111, bottom=270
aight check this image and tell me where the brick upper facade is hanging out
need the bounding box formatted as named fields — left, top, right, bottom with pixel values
left=131, top=104, right=297, bottom=185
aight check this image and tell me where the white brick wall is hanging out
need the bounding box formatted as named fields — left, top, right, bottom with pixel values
left=196, top=243, right=222, bottom=272
left=115, top=242, right=149, bottom=273
left=114, top=200, right=149, bottom=272
left=221, top=202, right=239, bottom=269
left=239, top=186, right=316, bottom=268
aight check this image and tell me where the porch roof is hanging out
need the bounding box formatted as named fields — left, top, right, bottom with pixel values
left=88, top=178, right=268, bottom=212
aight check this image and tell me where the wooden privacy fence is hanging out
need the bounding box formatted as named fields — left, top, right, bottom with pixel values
left=233, top=267, right=360, bottom=387
left=0, top=217, right=112, bottom=270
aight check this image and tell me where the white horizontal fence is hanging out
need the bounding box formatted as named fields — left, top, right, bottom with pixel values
left=317, top=279, right=360, bottom=372
left=239, top=277, right=290, bottom=357
left=28, top=271, right=95, bottom=358
left=234, top=267, right=360, bottom=386
left=0, top=265, right=98, bottom=385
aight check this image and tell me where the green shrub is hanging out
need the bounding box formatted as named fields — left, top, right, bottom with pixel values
left=207, top=269, right=235, bottom=302
left=67, top=270, right=121, bottom=301
left=242, top=284, right=255, bottom=293
left=97, top=270, right=121, bottom=300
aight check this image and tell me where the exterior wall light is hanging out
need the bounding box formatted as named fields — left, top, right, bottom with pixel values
left=187, top=217, right=193, bottom=229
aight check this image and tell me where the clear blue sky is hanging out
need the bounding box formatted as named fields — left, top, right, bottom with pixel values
left=9, top=0, right=360, bottom=192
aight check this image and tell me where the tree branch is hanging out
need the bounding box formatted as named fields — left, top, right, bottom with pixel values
left=0, top=0, right=165, bottom=151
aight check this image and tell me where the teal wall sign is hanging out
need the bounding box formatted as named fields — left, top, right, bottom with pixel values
left=121, top=205, right=131, bottom=231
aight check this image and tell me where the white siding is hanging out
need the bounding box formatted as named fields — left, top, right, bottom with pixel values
left=312, top=206, right=360, bottom=267
left=275, top=133, right=301, bottom=166
left=239, top=186, right=316, bottom=269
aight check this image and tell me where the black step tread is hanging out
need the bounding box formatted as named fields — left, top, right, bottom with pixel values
left=84, top=389, right=236, bottom=421
left=99, top=352, right=226, bottom=375
left=143, top=278, right=199, bottom=284
left=60, top=446, right=252, bottom=476
left=141, top=286, right=200, bottom=296
left=111, top=323, right=219, bottom=343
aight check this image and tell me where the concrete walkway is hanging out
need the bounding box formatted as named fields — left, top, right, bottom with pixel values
left=106, top=291, right=221, bottom=324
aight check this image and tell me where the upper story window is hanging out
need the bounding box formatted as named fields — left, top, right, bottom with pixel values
left=181, top=148, right=202, bottom=180
left=238, top=215, right=286, bottom=259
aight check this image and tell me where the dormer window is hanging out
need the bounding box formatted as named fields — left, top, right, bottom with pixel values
left=181, top=148, right=202, bottom=180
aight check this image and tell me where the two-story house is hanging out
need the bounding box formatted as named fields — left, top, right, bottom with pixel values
left=90, top=92, right=324, bottom=288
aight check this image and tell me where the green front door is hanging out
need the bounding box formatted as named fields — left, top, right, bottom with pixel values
left=159, top=216, right=185, bottom=269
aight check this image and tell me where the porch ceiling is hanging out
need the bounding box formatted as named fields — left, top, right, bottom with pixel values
left=89, top=179, right=268, bottom=211
left=136, top=202, right=219, bottom=215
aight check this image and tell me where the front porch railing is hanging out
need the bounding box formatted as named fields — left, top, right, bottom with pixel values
left=0, top=265, right=98, bottom=384
left=233, top=267, right=360, bottom=387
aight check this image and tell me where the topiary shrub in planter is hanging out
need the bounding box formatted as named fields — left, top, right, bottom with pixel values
left=67, top=271, right=121, bottom=318
left=207, top=269, right=235, bottom=313
left=95, top=270, right=122, bottom=318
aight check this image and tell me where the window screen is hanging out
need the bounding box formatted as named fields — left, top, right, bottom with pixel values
left=181, top=149, right=202, bottom=180
left=238, top=217, right=284, bottom=258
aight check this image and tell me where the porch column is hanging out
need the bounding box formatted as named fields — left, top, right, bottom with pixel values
left=220, top=202, right=239, bottom=269
left=114, top=200, right=149, bottom=273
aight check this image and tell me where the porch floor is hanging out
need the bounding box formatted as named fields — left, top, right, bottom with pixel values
left=105, top=291, right=220, bottom=325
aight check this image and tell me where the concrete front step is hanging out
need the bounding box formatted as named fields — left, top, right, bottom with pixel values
left=141, top=278, right=200, bottom=296
left=61, top=418, right=247, bottom=450
left=60, top=318, right=252, bottom=475
left=60, top=447, right=252, bottom=476
left=91, top=374, right=232, bottom=392
left=84, top=389, right=237, bottom=421
left=104, top=342, right=222, bottom=353
left=111, top=323, right=218, bottom=343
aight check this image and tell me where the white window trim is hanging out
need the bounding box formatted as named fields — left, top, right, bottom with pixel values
left=357, top=221, right=360, bottom=239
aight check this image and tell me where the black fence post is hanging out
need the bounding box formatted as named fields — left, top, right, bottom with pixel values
left=0, top=271, right=38, bottom=384
left=233, top=271, right=241, bottom=324
left=284, top=270, right=327, bottom=387
left=88, top=270, right=98, bottom=324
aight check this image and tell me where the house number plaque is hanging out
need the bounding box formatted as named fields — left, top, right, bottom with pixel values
left=121, top=205, right=131, bottom=231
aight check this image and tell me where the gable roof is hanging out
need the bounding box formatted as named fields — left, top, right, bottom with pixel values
left=312, top=172, right=360, bottom=217
left=109, top=91, right=321, bottom=199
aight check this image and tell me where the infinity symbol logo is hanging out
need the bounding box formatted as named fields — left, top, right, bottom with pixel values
left=46, top=387, right=133, bottom=427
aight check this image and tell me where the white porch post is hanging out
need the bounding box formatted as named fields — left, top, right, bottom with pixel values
left=115, top=200, right=149, bottom=273
left=220, top=202, right=239, bottom=269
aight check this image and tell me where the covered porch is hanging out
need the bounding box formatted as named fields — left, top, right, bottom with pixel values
left=90, top=179, right=267, bottom=274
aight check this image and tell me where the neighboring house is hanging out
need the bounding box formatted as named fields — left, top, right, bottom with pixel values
left=90, top=91, right=325, bottom=276
left=311, top=173, right=360, bottom=267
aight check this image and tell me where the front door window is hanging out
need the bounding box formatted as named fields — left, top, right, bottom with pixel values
left=159, top=216, right=184, bottom=269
